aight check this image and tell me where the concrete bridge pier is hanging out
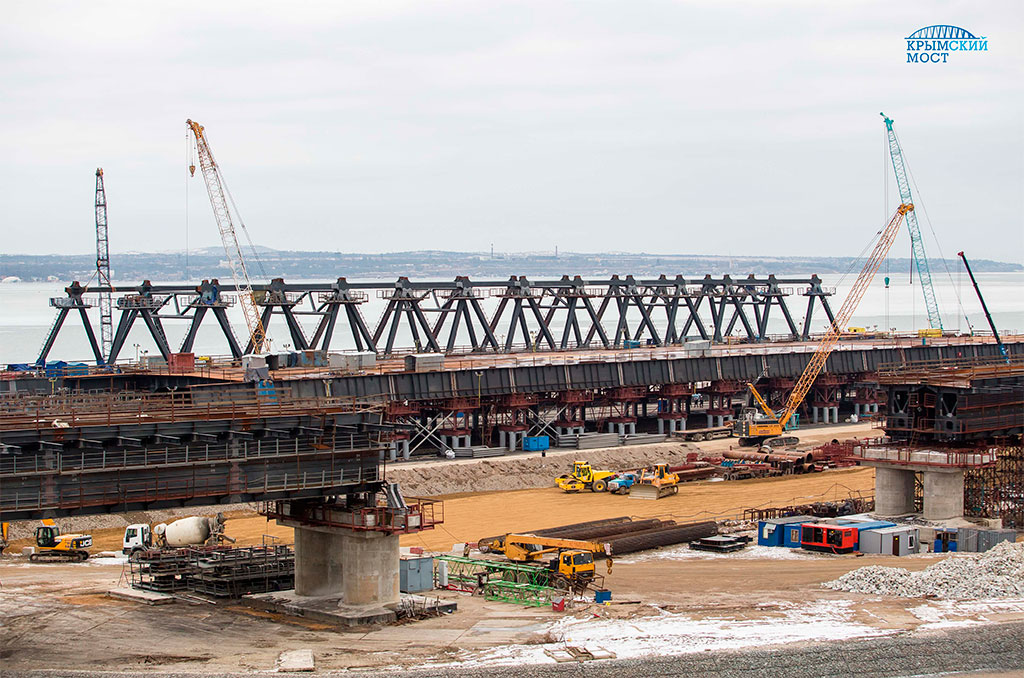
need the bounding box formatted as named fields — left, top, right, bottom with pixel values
left=922, top=469, right=965, bottom=521
left=873, top=467, right=916, bottom=516
left=292, top=524, right=400, bottom=605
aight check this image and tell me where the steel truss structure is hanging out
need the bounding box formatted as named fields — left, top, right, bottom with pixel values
left=38, top=274, right=835, bottom=364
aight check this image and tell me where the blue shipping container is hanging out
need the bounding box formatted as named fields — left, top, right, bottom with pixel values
left=757, top=516, right=816, bottom=547
left=523, top=436, right=549, bottom=451
left=783, top=524, right=806, bottom=548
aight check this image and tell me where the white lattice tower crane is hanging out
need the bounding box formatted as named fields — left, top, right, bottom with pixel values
left=186, top=119, right=266, bottom=354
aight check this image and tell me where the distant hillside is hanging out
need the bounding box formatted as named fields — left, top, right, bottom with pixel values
left=1, top=249, right=1019, bottom=283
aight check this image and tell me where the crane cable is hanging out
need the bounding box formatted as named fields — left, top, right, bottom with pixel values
left=891, top=129, right=973, bottom=333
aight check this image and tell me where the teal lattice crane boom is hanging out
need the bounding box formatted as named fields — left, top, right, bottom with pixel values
left=880, top=112, right=943, bottom=330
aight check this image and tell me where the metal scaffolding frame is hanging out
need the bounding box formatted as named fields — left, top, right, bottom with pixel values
left=37, top=274, right=835, bottom=364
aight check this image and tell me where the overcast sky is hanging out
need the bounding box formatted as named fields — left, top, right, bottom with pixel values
left=2, top=1, right=1021, bottom=262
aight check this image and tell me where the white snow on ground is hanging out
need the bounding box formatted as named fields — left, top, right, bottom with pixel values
left=446, top=599, right=894, bottom=666
left=616, top=543, right=824, bottom=564
left=908, top=598, right=1024, bottom=629
left=88, top=554, right=128, bottom=565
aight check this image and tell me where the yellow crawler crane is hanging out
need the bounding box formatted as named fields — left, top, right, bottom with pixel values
left=31, top=519, right=93, bottom=562
left=738, top=203, right=915, bottom=446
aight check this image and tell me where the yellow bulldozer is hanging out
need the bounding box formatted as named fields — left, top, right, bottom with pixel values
left=555, top=461, right=617, bottom=493
left=629, top=463, right=680, bottom=500
left=30, top=519, right=93, bottom=562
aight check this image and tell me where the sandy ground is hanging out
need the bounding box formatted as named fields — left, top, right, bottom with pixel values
left=5, top=421, right=1021, bottom=675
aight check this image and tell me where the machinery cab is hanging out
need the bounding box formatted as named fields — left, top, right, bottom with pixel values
left=550, top=549, right=596, bottom=580
left=35, top=524, right=60, bottom=548
left=123, top=524, right=153, bottom=555
left=571, top=461, right=595, bottom=483
left=639, top=463, right=678, bottom=486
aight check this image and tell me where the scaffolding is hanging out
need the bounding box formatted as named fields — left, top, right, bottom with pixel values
left=966, top=445, right=1024, bottom=528
left=128, top=544, right=295, bottom=597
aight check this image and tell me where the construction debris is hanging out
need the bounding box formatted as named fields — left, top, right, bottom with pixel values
left=823, top=540, right=1024, bottom=599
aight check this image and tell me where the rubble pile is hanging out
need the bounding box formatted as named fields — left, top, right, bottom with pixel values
left=824, top=540, right=1024, bottom=599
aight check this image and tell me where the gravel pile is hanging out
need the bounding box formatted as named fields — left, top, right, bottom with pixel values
left=823, top=540, right=1024, bottom=599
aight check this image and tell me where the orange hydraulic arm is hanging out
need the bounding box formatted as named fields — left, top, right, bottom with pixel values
left=747, top=383, right=775, bottom=419
left=776, top=203, right=914, bottom=428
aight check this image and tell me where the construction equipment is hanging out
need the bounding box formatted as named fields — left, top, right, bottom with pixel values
left=881, top=113, right=942, bottom=330
left=94, top=168, right=113, bottom=364
left=123, top=514, right=233, bottom=559
left=0, top=521, right=9, bottom=555
left=958, top=251, right=1010, bottom=364
left=186, top=119, right=267, bottom=354
left=30, top=519, right=92, bottom=562
left=629, top=463, right=680, bottom=500
left=555, top=460, right=617, bottom=492
left=500, top=534, right=610, bottom=593
left=738, top=203, right=916, bottom=446
left=607, top=471, right=639, bottom=494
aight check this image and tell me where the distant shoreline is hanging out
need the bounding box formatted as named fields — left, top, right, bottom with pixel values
left=1, top=250, right=1020, bottom=283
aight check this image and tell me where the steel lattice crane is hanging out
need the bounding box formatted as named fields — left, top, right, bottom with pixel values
left=740, top=203, right=915, bottom=444
left=186, top=119, right=266, bottom=354
left=94, top=168, right=114, bottom=364
left=880, top=113, right=943, bottom=330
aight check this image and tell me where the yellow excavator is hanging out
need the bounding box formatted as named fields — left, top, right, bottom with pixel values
left=31, top=519, right=93, bottom=562
left=738, top=203, right=914, bottom=446
left=0, top=522, right=9, bottom=555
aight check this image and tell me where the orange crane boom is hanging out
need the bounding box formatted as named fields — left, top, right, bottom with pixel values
left=740, top=203, right=914, bottom=441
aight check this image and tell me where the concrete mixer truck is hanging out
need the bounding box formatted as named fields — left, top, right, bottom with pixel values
left=122, top=513, right=234, bottom=558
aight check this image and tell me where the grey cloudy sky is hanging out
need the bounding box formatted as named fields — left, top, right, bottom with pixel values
left=2, top=1, right=1021, bottom=262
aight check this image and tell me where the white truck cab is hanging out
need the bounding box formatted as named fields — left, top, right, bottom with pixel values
left=123, top=523, right=152, bottom=556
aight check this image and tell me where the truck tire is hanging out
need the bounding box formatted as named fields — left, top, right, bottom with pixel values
left=593, top=479, right=608, bottom=492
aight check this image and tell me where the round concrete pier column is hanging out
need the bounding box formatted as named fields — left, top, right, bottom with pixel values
left=339, top=531, right=401, bottom=607
left=874, top=467, right=916, bottom=516
left=923, top=470, right=965, bottom=521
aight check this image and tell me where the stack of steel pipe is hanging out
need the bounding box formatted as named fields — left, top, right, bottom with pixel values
left=556, top=518, right=672, bottom=541
left=673, top=466, right=719, bottom=481
left=723, top=449, right=809, bottom=470
left=479, top=516, right=633, bottom=546
left=606, top=520, right=718, bottom=556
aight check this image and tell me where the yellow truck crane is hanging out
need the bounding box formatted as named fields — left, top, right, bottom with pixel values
left=738, top=203, right=914, bottom=446
left=500, top=533, right=611, bottom=593
left=555, top=461, right=617, bottom=493
left=31, top=519, right=93, bottom=562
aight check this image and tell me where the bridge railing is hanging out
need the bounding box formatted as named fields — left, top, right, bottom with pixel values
left=0, top=463, right=383, bottom=514
left=0, top=435, right=377, bottom=476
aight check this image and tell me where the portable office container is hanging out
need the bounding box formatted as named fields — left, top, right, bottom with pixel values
left=783, top=523, right=806, bottom=548
left=858, top=526, right=919, bottom=556
left=978, top=529, right=1015, bottom=552
left=405, top=353, right=445, bottom=372
left=757, top=515, right=816, bottom=547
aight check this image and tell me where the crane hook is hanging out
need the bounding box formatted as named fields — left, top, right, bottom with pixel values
left=189, top=164, right=196, bottom=177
